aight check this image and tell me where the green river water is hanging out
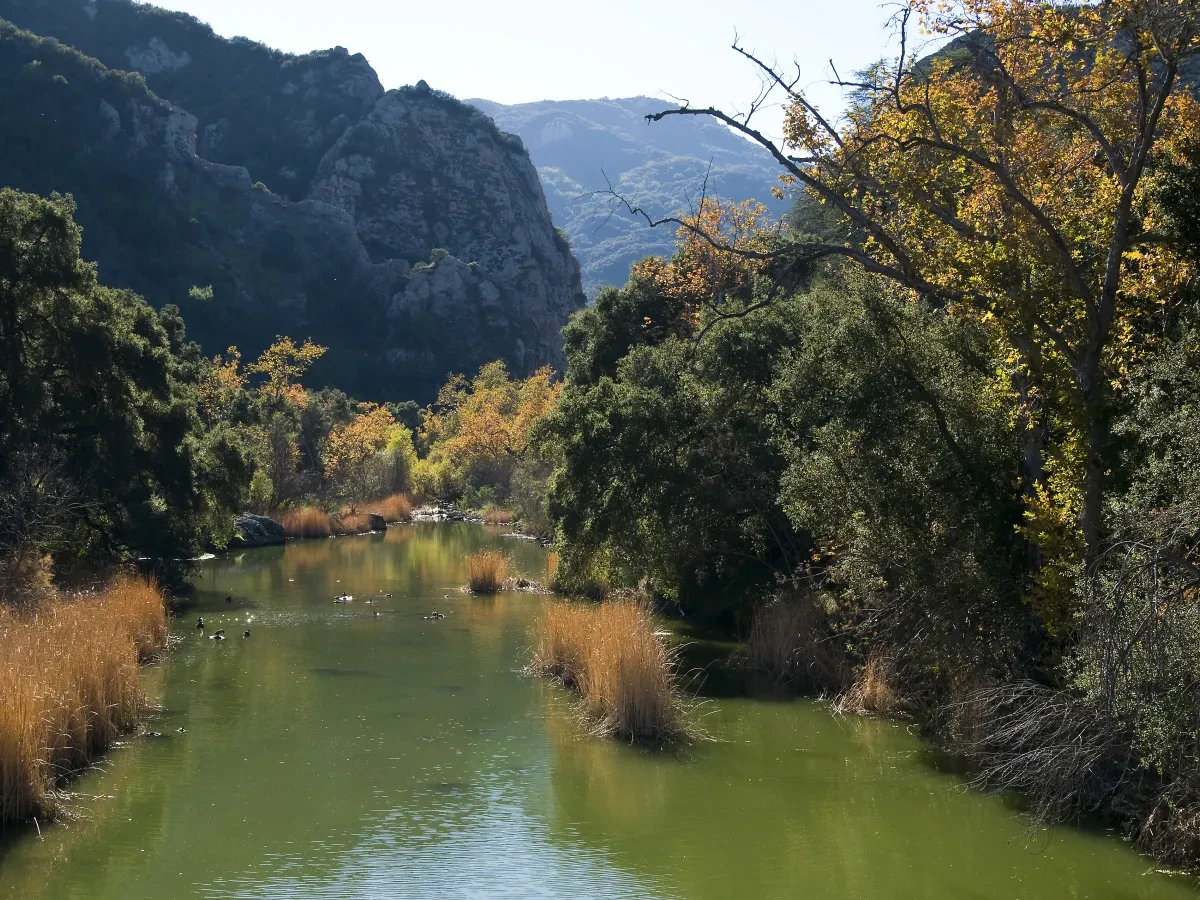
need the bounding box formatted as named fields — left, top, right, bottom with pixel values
left=1, top=523, right=1195, bottom=899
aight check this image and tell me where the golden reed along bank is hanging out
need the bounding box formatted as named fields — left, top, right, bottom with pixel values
left=0, top=574, right=167, bottom=827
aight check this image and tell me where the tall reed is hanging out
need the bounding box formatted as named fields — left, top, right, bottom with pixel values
left=466, top=551, right=509, bottom=594
left=279, top=506, right=333, bottom=539
left=0, top=574, right=167, bottom=827
left=530, top=599, right=688, bottom=743
left=370, top=493, right=413, bottom=523
left=743, top=596, right=847, bottom=693
left=835, top=651, right=901, bottom=717
left=334, top=511, right=372, bottom=535
left=482, top=506, right=514, bottom=525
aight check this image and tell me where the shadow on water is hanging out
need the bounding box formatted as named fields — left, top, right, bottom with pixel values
left=670, top=619, right=804, bottom=702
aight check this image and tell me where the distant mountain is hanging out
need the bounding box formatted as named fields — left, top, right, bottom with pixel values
left=469, top=97, right=789, bottom=296
left=0, top=0, right=585, bottom=401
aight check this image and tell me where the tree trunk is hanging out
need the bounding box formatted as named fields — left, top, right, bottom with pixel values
left=1012, top=322, right=1048, bottom=574
left=1078, top=359, right=1106, bottom=567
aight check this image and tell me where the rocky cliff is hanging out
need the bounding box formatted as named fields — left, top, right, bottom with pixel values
left=0, top=1, right=585, bottom=400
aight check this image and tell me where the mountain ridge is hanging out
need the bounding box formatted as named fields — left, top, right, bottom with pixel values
left=0, top=0, right=585, bottom=401
left=468, top=96, right=790, bottom=295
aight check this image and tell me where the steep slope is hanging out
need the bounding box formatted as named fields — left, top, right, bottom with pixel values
left=311, top=82, right=582, bottom=384
left=469, top=97, right=789, bottom=295
left=0, top=3, right=585, bottom=401
left=0, top=0, right=384, bottom=199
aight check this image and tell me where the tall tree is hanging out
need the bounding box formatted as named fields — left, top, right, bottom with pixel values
left=0, top=189, right=247, bottom=580
left=632, top=0, right=1200, bottom=564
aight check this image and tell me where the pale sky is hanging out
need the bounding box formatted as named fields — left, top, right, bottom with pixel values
left=150, top=0, right=932, bottom=140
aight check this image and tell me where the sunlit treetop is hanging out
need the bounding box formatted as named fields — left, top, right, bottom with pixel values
left=245, top=336, right=327, bottom=407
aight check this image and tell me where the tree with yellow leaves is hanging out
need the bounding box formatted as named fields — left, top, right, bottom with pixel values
left=631, top=198, right=779, bottom=337
left=322, top=403, right=405, bottom=498
left=638, top=0, right=1200, bottom=565
left=246, top=336, right=326, bottom=407
left=198, top=346, right=246, bottom=423
left=426, top=361, right=562, bottom=466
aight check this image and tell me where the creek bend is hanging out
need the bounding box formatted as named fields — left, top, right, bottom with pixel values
left=0, top=523, right=1193, bottom=900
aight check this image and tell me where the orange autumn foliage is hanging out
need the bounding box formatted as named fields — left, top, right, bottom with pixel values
left=423, top=361, right=561, bottom=466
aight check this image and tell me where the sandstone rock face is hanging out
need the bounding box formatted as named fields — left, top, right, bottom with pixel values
left=124, top=35, right=190, bottom=73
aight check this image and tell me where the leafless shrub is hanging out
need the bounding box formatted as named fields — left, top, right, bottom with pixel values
left=1070, top=507, right=1200, bottom=860
left=0, top=450, right=82, bottom=605
left=947, top=680, right=1139, bottom=823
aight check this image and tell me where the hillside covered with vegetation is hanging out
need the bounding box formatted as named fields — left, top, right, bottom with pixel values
left=471, top=96, right=789, bottom=296
left=0, top=0, right=585, bottom=402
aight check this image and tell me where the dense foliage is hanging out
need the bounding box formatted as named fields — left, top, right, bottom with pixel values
left=0, top=189, right=248, bottom=589
left=540, top=0, right=1200, bottom=866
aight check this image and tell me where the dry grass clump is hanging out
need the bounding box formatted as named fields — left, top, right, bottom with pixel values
left=529, top=599, right=689, bottom=743
left=743, top=595, right=846, bottom=693
left=466, top=550, right=509, bottom=594
left=333, top=511, right=372, bottom=535
left=0, top=574, right=167, bottom=827
left=482, top=506, right=514, bottom=525
left=835, top=652, right=902, bottom=717
left=279, top=506, right=333, bottom=539
left=370, top=493, right=413, bottom=523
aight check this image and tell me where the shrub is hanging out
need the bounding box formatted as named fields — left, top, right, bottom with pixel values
left=279, top=506, right=332, bottom=539
left=0, top=574, right=166, bottom=826
left=529, top=599, right=688, bottom=743
left=836, top=652, right=902, bottom=717
left=0, top=552, right=54, bottom=607
left=411, top=455, right=461, bottom=503
left=333, top=511, right=372, bottom=535
left=466, top=550, right=508, bottom=593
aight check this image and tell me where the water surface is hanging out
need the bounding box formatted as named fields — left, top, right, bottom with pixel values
left=1, top=523, right=1194, bottom=899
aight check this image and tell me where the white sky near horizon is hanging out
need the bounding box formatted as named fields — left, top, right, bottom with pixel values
left=146, top=0, right=939, bottom=141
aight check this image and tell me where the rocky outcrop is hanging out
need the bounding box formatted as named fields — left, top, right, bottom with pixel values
left=0, top=5, right=586, bottom=402
left=310, top=83, right=584, bottom=384
left=228, top=514, right=286, bottom=548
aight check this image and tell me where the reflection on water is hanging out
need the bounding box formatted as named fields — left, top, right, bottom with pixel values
left=0, top=523, right=1194, bottom=899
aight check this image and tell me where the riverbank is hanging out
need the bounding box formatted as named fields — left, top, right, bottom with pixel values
left=0, top=574, right=167, bottom=828
left=729, top=593, right=1200, bottom=874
